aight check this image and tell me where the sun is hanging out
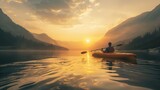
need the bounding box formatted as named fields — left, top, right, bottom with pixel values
left=86, top=38, right=91, bottom=43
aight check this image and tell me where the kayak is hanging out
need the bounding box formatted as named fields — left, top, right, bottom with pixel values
left=92, top=52, right=137, bottom=63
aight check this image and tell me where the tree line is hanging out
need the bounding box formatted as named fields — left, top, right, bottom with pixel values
left=125, top=27, right=160, bottom=50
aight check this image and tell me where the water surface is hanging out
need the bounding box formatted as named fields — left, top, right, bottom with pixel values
left=0, top=51, right=160, bottom=90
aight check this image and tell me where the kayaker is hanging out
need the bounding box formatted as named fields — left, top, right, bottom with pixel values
left=101, top=42, right=115, bottom=53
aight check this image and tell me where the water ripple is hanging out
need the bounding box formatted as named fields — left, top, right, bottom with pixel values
left=0, top=51, right=160, bottom=90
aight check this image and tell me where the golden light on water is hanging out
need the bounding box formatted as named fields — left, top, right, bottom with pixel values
left=0, top=52, right=150, bottom=90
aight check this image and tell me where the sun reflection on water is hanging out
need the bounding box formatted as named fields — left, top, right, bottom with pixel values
left=0, top=51, right=153, bottom=90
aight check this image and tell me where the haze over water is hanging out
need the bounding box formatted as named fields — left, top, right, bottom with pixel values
left=0, top=51, right=160, bottom=90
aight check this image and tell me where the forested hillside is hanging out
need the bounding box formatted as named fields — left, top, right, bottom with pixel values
left=124, top=27, right=160, bottom=50
left=0, top=28, right=67, bottom=50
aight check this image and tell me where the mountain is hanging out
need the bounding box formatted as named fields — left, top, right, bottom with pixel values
left=33, top=33, right=58, bottom=45
left=94, top=4, right=160, bottom=48
left=0, top=8, right=68, bottom=50
left=33, top=33, right=84, bottom=50
left=124, top=28, right=160, bottom=50
left=0, top=28, right=68, bottom=50
left=0, top=8, right=36, bottom=40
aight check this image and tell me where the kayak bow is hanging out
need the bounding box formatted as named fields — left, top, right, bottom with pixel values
left=92, top=52, right=137, bottom=63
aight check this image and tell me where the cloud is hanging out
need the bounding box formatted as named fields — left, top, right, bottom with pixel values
left=4, top=0, right=97, bottom=25
left=0, top=0, right=100, bottom=25
left=26, top=0, right=94, bottom=25
left=2, top=0, right=26, bottom=3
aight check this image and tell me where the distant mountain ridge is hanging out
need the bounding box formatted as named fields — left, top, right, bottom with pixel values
left=33, top=33, right=58, bottom=45
left=0, top=8, right=68, bottom=50
left=33, top=33, right=85, bottom=50
left=0, top=8, right=35, bottom=40
left=94, top=4, right=160, bottom=48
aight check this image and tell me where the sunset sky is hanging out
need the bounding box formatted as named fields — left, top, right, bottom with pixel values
left=0, top=0, right=160, bottom=43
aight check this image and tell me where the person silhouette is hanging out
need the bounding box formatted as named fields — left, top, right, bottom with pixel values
left=102, top=42, right=115, bottom=53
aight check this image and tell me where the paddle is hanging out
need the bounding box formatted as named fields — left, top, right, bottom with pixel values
left=81, top=44, right=123, bottom=54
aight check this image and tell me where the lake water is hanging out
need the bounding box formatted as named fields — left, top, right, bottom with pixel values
left=0, top=51, right=160, bottom=90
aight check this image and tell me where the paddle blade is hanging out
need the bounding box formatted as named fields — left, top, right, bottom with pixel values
left=81, top=51, right=87, bottom=54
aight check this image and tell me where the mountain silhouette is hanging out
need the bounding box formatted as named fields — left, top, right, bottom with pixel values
left=94, top=4, right=160, bottom=48
left=0, top=8, right=35, bottom=40
left=0, top=8, right=68, bottom=50
left=33, top=33, right=58, bottom=45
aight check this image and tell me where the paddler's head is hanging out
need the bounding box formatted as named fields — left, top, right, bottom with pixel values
left=108, top=42, right=112, bottom=47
